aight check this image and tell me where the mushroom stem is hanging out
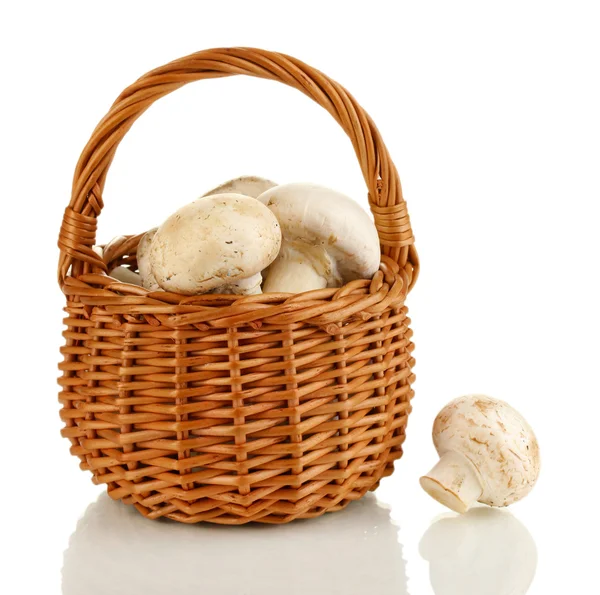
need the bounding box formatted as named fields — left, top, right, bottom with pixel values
left=218, top=273, right=263, bottom=295
left=420, top=451, right=483, bottom=514
left=262, top=246, right=329, bottom=293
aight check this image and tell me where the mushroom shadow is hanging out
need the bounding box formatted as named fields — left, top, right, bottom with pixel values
left=420, top=507, right=537, bottom=595
left=63, top=493, right=408, bottom=595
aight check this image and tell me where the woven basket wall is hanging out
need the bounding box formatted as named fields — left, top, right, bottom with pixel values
left=57, top=47, right=419, bottom=524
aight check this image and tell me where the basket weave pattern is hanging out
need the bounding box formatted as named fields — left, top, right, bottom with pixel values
left=57, top=48, right=419, bottom=524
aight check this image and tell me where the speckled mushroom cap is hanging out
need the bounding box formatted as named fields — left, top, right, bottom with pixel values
left=136, top=227, right=160, bottom=290
left=433, top=395, right=541, bottom=507
left=149, top=193, right=281, bottom=295
left=202, top=175, right=277, bottom=199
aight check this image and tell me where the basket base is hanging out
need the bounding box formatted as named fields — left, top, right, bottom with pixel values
left=96, top=457, right=399, bottom=525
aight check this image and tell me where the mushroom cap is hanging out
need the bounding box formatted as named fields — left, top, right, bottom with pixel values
left=202, top=175, right=277, bottom=199
left=136, top=227, right=160, bottom=290
left=257, top=183, right=381, bottom=283
left=149, top=193, right=281, bottom=295
left=433, top=395, right=540, bottom=507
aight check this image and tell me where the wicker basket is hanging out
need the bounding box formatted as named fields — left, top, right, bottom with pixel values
left=57, top=47, right=419, bottom=524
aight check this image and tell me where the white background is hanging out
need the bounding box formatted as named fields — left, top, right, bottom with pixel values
left=1, top=1, right=598, bottom=593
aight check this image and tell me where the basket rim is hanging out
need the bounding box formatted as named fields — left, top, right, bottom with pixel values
left=64, top=248, right=409, bottom=333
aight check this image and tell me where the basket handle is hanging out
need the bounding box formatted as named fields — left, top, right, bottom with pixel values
left=58, top=47, right=419, bottom=290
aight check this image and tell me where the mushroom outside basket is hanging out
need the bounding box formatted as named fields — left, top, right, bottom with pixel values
left=57, top=48, right=419, bottom=524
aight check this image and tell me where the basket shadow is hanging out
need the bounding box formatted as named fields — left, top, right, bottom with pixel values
left=62, top=493, right=408, bottom=595
left=420, top=507, right=537, bottom=595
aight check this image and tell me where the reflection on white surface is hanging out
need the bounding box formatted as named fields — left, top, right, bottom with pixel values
left=420, top=507, right=537, bottom=595
left=63, top=493, right=408, bottom=595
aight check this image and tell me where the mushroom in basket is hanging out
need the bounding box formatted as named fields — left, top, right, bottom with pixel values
left=257, top=183, right=381, bottom=293
left=149, top=193, right=281, bottom=295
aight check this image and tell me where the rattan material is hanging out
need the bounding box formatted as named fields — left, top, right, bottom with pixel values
left=57, top=47, right=419, bottom=524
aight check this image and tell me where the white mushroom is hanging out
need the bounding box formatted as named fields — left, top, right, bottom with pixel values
left=208, top=275, right=263, bottom=295
left=94, top=244, right=140, bottom=285
left=202, top=175, right=277, bottom=199
left=420, top=395, right=541, bottom=513
left=108, top=266, right=142, bottom=286
left=136, top=228, right=161, bottom=290
left=149, top=193, right=281, bottom=295
left=257, top=183, right=381, bottom=293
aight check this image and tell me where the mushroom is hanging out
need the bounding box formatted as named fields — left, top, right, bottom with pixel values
left=149, top=193, right=281, bottom=295
left=108, top=266, right=142, bottom=286
left=136, top=228, right=161, bottom=290
left=202, top=175, right=277, bottom=199
left=257, top=183, right=380, bottom=293
left=93, top=244, right=142, bottom=286
left=420, top=395, right=540, bottom=513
